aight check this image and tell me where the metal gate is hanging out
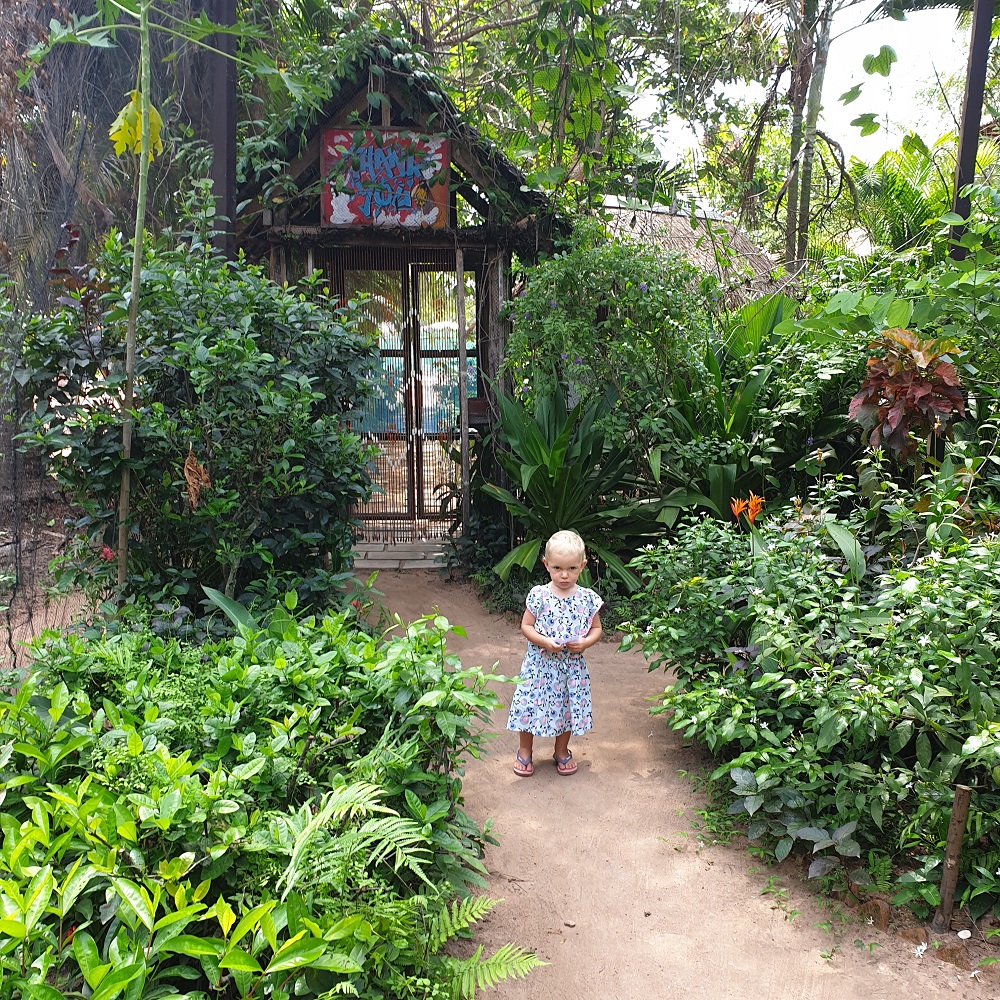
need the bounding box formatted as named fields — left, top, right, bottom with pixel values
left=323, top=248, right=478, bottom=542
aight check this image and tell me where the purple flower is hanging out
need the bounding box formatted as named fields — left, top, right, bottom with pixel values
left=550, top=299, right=557, bottom=307
left=519, top=290, right=527, bottom=298
left=561, top=352, right=567, bottom=359
left=574, top=357, right=583, bottom=364
left=525, top=312, right=531, bottom=319
left=807, top=436, right=814, bottom=446
left=639, top=282, right=648, bottom=292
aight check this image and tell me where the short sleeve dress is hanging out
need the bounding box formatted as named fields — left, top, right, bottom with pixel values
left=506, top=584, right=603, bottom=737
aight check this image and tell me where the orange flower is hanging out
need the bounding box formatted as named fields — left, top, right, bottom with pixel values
left=746, top=492, right=765, bottom=525
left=730, top=497, right=748, bottom=520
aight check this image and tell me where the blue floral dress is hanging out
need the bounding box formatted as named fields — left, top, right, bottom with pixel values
left=507, top=584, right=603, bottom=737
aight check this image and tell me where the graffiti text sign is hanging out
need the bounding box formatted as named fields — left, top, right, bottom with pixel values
left=321, top=129, right=450, bottom=228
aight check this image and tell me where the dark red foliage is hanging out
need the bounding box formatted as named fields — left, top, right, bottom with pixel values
left=848, top=327, right=966, bottom=462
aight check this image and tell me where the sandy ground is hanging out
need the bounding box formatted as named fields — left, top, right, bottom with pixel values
left=374, top=570, right=996, bottom=1000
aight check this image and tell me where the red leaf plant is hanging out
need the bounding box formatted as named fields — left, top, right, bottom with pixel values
left=848, top=327, right=965, bottom=463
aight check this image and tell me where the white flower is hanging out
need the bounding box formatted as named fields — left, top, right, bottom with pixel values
left=914, top=942, right=927, bottom=958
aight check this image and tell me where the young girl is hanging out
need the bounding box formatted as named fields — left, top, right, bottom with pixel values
left=508, top=529, right=603, bottom=777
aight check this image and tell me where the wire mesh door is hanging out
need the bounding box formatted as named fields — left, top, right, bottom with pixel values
left=346, top=260, right=477, bottom=541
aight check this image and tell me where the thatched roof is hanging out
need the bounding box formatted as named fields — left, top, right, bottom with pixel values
left=603, top=199, right=787, bottom=307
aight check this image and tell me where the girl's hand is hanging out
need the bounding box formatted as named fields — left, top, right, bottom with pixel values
left=545, top=638, right=565, bottom=654
left=564, top=636, right=588, bottom=653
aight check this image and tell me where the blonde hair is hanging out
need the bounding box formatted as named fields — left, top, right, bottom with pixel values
left=545, top=529, right=586, bottom=562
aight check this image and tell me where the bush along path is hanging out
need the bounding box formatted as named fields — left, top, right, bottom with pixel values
left=374, top=570, right=994, bottom=1000
left=0, top=594, right=541, bottom=999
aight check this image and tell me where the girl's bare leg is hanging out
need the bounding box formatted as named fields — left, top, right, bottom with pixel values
left=553, top=731, right=577, bottom=773
left=513, top=733, right=534, bottom=776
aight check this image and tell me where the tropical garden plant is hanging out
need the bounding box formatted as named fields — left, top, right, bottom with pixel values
left=15, top=220, right=376, bottom=615
left=482, top=380, right=695, bottom=591
left=0, top=599, right=541, bottom=999
left=622, top=466, right=1000, bottom=915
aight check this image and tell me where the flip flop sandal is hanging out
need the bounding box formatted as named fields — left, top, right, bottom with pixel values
left=513, top=751, right=534, bottom=777
left=553, top=751, right=577, bottom=776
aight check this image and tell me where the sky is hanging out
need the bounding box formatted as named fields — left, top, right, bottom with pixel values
left=637, top=6, right=973, bottom=167
left=824, top=5, right=971, bottom=160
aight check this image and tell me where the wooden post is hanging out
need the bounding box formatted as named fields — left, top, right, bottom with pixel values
left=455, top=247, right=471, bottom=537
left=210, top=0, right=236, bottom=259
left=931, top=784, right=972, bottom=933
left=948, top=0, right=994, bottom=260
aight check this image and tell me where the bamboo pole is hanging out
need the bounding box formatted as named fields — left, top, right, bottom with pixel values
left=116, top=0, right=153, bottom=591
left=931, top=784, right=972, bottom=934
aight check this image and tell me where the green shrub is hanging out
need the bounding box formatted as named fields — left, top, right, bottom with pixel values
left=503, top=220, right=714, bottom=419
left=16, top=233, right=376, bottom=613
left=0, top=606, right=541, bottom=998
left=623, top=502, right=1000, bottom=916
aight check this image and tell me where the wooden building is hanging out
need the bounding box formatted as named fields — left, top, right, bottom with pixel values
left=237, top=47, right=561, bottom=543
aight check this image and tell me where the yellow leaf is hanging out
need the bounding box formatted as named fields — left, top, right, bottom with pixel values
left=110, top=90, right=164, bottom=160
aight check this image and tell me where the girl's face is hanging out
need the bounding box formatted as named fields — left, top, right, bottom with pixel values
left=543, top=548, right=586, bottom=595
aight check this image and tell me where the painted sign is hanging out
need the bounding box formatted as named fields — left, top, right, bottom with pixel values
left=321, top=129, right=450, bottom=228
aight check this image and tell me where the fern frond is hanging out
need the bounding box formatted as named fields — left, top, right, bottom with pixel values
left=277, top=782, right=388, bottom=899
left=357, top=815, right=435, bottom=885
left=446, top=943, right=545, bottom=1000
left=425, top=896, right=502, bottom=953
left=318, top=982, right=360, bottom=997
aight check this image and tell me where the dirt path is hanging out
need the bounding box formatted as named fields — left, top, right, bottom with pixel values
left=375, top=571, right=992, bottom=1000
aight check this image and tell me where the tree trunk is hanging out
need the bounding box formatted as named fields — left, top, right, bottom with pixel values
left=783, top=4, right=815, bottom=271
left=795, top=5, right=832, bottom=268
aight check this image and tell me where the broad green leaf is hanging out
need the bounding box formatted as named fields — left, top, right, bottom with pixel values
left=203, top=586, right=258, bottom=631
left=24, top=866, right=54, bottom=932
left=25, top=986, right=65, bottom=1000
left=74, top=930, right=107, bottom=988
left=111, top=877, right=155, bottom=931
left=794, top=826, right=830, bottom=842
left=220, top=946, right=263, bottom=973
left=89, top=962, right=143, bottom=1000
left=825, top=522, right=866, bottom=582
left=228, top=901, right=277, bottom=949
left=863, top=45, right=897, bottom=77
left=0, top=918, right=27, bottom=938
left=850, top=112, right=880, bottom=136
left=265, top=939, right=327, bottom=974
left=494, top=538, right=542, bottom=580
left=160, top=934, right=226, bottom=957
left=916, top=731, right=932, bottom=768
left=889, top=719, right=913, bottom=754
left=808, top=856, right=842, bottom=878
